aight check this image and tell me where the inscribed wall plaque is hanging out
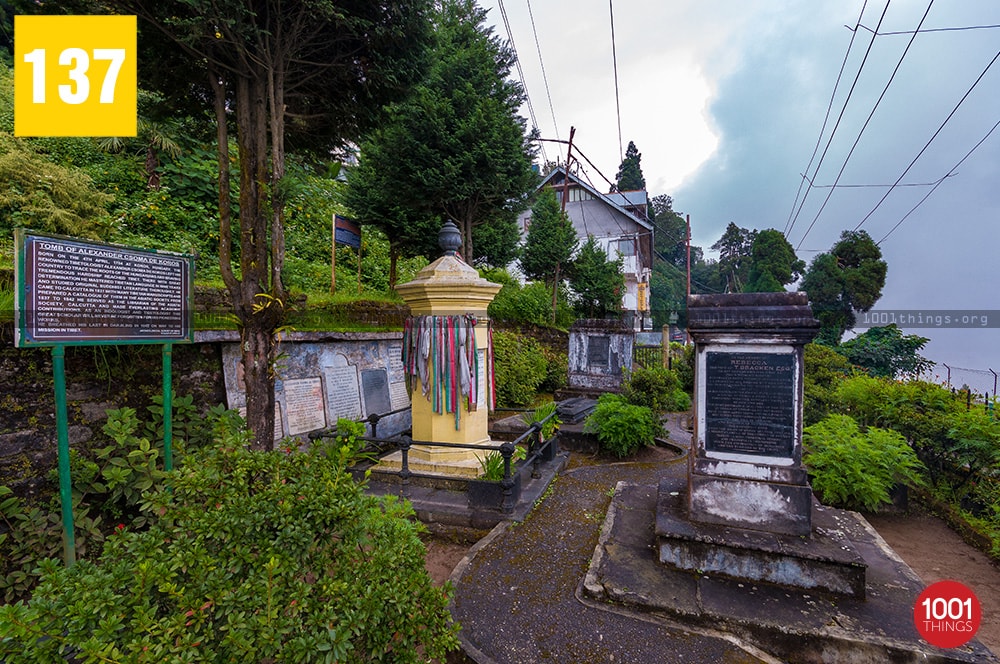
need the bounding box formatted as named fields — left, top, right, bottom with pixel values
left=283, top=377, right=326, bottom=435
left=361, top=369, right=392, bottom=416
left=704, top=351, right=795, bottom=458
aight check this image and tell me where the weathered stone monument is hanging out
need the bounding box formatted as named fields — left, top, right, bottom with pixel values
left=656, top=292, right=867, bottom=597
left=380, top=221, right=501, bottom=478
left=582, top=291, right=997, bottom=661
left=558, top=318, right=633, bottom=399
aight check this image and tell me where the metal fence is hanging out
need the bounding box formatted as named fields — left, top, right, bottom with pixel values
left=633, top=344, right=663, bottom=369
left=310, top=408, right=560, bottom=514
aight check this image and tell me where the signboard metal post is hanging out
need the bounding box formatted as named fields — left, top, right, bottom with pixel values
left=51, top=344, right=75, bottom=566
left=14, top=230, right=193, bottom=566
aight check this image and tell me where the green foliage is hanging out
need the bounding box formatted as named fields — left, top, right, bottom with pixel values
left=569, top=235, right=625, bottom=318
left=344, top=0, right=536, bottom=264
left=520, top=188, right=578, bottom=286
left=838, top=324, right=933, bottom=379
left=803, top=342, right=853, bottom=425
left=615, top=140, right=646, bottom=192
left=477, top=446, right=526, bottom=481
left=487, top=275, right=574, bottom=328
left=0, top=133, right=114, bottom=239
left=0, top=400, right=225, bottom=601
left=584, top=393, right=660, bottom=458
left=472, top=212, right=522, bottom=268
left=743, top=229, right=804, bottom=293
left=0, top=442, right=458, bottom=663
left=800, top=230, right=887, bottom=344
left=803, top=414, right=925, bottom=512
left=711, top=222, right=756, bottom=293
left=521, top=400, right=561, bottom=439
left=492, top=330, right=547, bottom=407
left=675, top=343, right=696, bottom=393
left=944, top=410, right=1000, bottom=494
left=538, top=343, right=569, bottom=394
left=623, top=366, right=690, bottom=414
left=0, top=487, right=64, bottom=604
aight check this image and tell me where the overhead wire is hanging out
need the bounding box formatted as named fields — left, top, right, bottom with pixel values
left=497, top=0, right=547, bottom=163
left=794, top=0, right=934, bottom=250
left=855, top=23, right=1000, bottom=36
left=525, top=0, right=561, bottom=149
left=789, top=0, right=904, bottom=250
left=609, top=0, right=624, bottom=164
left=877, top=116, right=1000, bottom=245
left=784, top=0, right=871, bottom=237
left=853, top=46, right=1000, bottom=233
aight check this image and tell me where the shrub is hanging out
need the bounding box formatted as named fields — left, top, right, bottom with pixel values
left=487, top=278, right=574, bottom=328
left=0, top=399, right=223, bottom=602
left=803, top=414, right=925, bottom=512
left=803, top=342, right=853, bottom=426
left=0, top=440, right=459, bottom=663
left=492, top=330, right=547, bottom=407
left=521, top=400, right=562, bottom=444
left=623, top=365, right=689, bottom=414
left=538, top=344, right=568, bottom=394
left=674, top=342, right=695, bottom=393
left=584, top=393, right=660, bottom=458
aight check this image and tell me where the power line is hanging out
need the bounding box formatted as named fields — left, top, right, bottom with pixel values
left=609, top=0, right=624, bottom=164
left=784, top=0, right=870, bottom=237
left=877, top=116, right=1000, bottom=245
left=794, top=0, right=932, bottom=251
left=497, top=0, right=547, bottom=163
left=853, top=46, right=1000, bottom=233
left=801, top=173, right=955, bottom=189
left=525, top=0, right=561, bottom=147
left=785, top=0, right=890, bottom=243
left=854, top=23, right=1000, bottom=36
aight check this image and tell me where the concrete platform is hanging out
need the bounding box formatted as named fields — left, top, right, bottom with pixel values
left=364, top=450, right=569, bottom=530
left=656, top=480, right=868, bottom=598
left=584, top=480, right=998, bottom=663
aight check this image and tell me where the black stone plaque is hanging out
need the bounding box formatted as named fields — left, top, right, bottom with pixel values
left=587, top=335, right=610, bottom=367
left=704, top=351, right=795, bottom=458
left=361, top=369, right=392, bottom=417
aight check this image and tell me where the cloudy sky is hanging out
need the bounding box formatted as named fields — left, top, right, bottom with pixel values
left=481, top=0, right=1000, bottom=394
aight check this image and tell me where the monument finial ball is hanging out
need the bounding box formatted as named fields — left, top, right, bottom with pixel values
left=439, top=220, right=463, bottom=255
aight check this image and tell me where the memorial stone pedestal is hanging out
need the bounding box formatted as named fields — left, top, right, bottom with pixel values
left=555, top=318, right=634, bottom=400
left=379, top=222, right=501, bottom=478
left=656, top=292, right=868, bottom=598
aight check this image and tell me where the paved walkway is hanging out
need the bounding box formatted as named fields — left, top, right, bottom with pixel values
left=449, top=417, right=775, bottom=663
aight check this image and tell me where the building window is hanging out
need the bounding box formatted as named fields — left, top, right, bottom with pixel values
left=618, top=238, right=635, bottom=256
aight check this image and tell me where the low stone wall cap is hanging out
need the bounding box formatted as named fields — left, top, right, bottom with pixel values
left=569, top=318, right=632, bottom=331
left=687, top=293, right=819, bottom=331
left=688, top=292, right=809, bottom=308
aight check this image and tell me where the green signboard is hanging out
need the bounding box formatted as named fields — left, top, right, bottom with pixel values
left=15, top=229, right=194, bottom=347
left=12, top=229, right=195, bottom=566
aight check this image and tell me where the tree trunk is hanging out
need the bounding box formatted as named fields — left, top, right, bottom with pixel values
left=461, top=217, right=473, bottom=264
left=550, top=262, right=560, bottom=324
left=235, top=72, right=280, bottom=450
left=389, top=245, right=399, bottom=291
left=145, top=145, right=160, bottom=190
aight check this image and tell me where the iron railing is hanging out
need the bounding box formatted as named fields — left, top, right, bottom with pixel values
left=313, top=408, right=559, bottom=514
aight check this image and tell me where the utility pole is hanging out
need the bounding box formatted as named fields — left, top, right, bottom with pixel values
left=686, top=214, right=691, bottom=299
left=685, top=214, right=691, bottom=345
left=553, top=126, right=576, bottom=323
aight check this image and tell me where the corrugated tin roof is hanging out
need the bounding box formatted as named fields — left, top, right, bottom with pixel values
left=537, top=167, right=653, bottom=231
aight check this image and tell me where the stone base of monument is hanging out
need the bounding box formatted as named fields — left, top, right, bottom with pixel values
left=377, top=444, right=493, bottom=479
left=657, top=480, right=867, bottom=598
left=584, top=480, right=996, bottom=664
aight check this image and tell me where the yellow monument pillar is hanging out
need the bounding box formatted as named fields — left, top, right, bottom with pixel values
left=388, top=221, right=501, bottom=477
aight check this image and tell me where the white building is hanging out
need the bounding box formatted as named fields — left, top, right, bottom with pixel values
left=517, top=166, right=653, bottom=330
